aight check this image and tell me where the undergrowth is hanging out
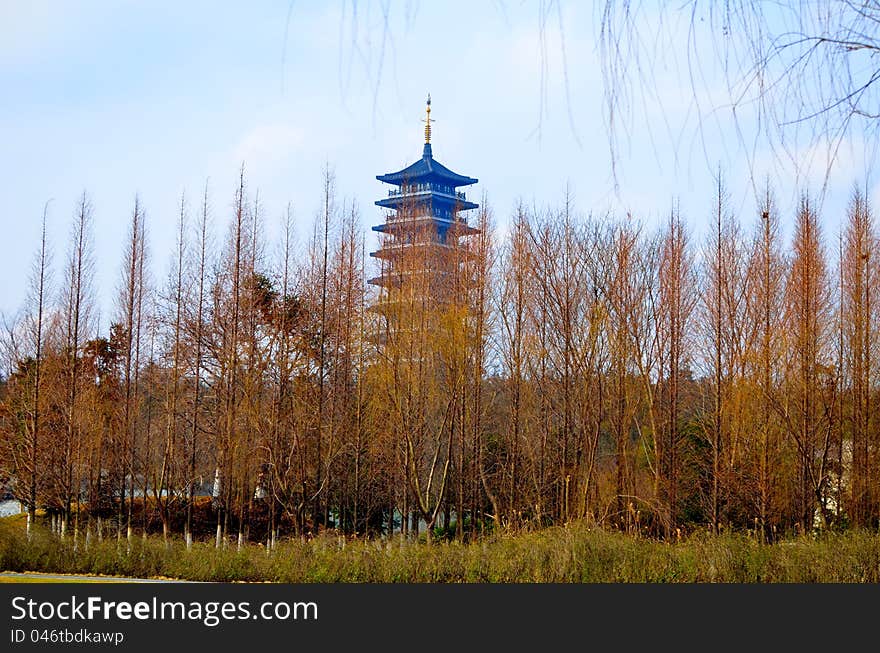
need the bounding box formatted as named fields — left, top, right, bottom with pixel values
left=2, top=520, right=879, bottom=582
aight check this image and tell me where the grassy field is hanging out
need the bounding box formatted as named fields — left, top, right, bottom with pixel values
left=0, top=574, right=122, bottom=583
left=2, top=518, right=880, bottom=582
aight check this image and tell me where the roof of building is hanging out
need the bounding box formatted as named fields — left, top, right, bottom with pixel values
left=376, top=142, right=478, bottom=187
left=375, top=192, right=479, bottom=211
left=371, top=215, right=480, bottom=235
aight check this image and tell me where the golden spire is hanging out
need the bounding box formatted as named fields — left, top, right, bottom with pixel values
left=423, top=93, right=432, bottom=144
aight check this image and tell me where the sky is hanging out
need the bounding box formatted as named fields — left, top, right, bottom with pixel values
left=2, top=1, right=878, bottom=328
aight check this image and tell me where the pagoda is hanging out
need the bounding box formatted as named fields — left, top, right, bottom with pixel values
left=369, top=95, right=480, bottom=297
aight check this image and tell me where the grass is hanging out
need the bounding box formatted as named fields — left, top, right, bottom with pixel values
left=0, top=575, right=117, bottom=583
left=2, top=518, right=879, bottom=582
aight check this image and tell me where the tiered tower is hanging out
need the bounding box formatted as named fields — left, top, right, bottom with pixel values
left=369, top=96, right=480, bottom=299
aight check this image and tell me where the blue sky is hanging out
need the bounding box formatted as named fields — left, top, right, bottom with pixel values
left=1, top=1, right=876, bottom=326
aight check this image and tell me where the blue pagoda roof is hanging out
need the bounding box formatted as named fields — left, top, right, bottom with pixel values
left=375, top=195, right=479, bottom=211
left=377, top=143, right=478, bottom=187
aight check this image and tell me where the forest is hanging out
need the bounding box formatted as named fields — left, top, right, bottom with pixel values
left=1, top=165, right=879, bottom=549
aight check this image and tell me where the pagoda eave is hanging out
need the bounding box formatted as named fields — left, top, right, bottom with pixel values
left=375, top=144, right=478, bottom=187
left=375, top=196, right=479, bottom=211
left=376, top=172, right=478, bottom=187
left=372, top=218, right=479, bottom=235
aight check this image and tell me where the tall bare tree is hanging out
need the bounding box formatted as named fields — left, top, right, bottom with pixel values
left=842, top=186, right=876, bottom=526
left=786, top=195, right=835, bottom=530
left=745, top=188, right=787, bottom=537
left=656, top=205, right=695, bottom=534
left=60, top=192, right=95, bottom=538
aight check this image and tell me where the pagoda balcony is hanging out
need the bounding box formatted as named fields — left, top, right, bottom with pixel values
left=383, top=211, right=469, bottom=223
left=386, top=183, right=468, bottom=201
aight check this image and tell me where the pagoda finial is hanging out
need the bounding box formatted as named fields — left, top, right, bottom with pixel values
left=423, top=94, right=432, bottom=144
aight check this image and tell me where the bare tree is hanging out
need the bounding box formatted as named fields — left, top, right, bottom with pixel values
left=116, top=195, right=147, bottom=541
left=184, top=181, right=211, bottom=548
left=785, top=195, right=836, bottom=530
left=599, top=1, right=880, bottom=186
left=745, top=187, right=787, bottom=537
left=842, top=185, right=876, bottom=526
left=497, top=204, right=533, bottom=526
left=656, top=205, right=696, bottom=534
left=26, top=203, right=52, bottom=538
left=60, top=192, right=95, bottom=538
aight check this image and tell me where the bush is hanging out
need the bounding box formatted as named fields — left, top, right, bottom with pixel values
left=2, top=518, right=880, bottom=582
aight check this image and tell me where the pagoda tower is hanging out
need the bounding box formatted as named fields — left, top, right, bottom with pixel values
left=369, top=95, right=480, bottom=301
